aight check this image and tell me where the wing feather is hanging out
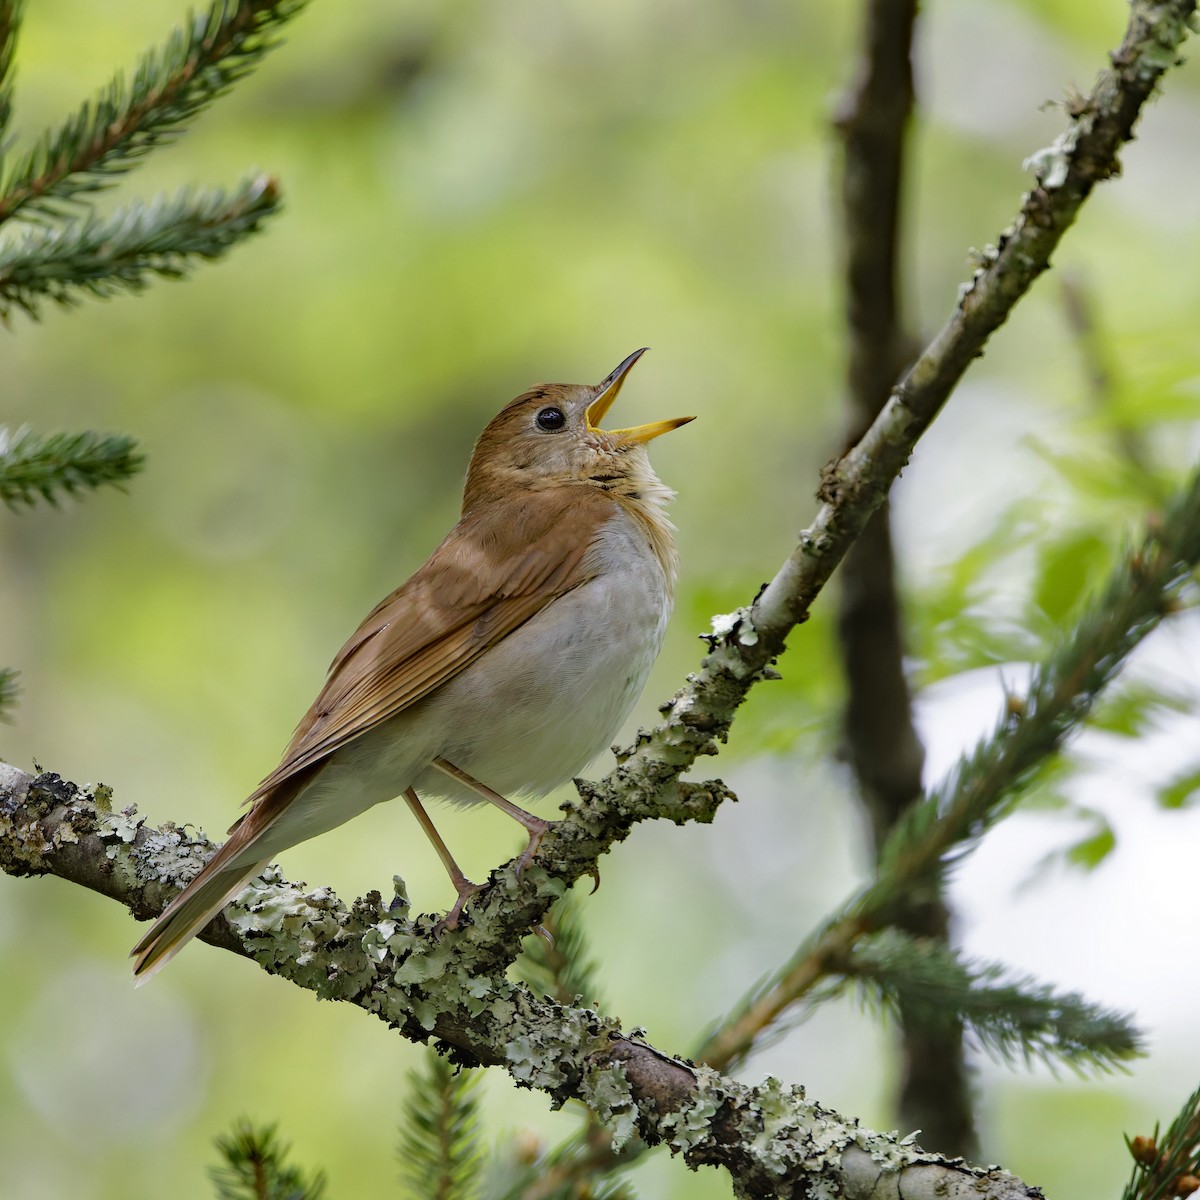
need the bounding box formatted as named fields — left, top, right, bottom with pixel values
left=244, top=487, right=612, bottom=804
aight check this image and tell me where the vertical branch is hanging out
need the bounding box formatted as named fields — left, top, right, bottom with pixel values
left=833, top=0, right=979, bottom=1157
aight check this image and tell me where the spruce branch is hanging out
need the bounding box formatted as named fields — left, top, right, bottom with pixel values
left=0, top=1, right=22, bottom=136
left=1122, top=1084, right=1200, bottom=1200
left=835, top=929, right=1139, bottom=1074
left=492, top=1128, right=639, bottom=1200
left=699, top=460, right=1200, bottom=1071
left=517, top=893, right=602, bottom=1009
left=208, top=1120, right=326, bottom=1200
left=505, top=896, right=641, bottom=1200
left=0, top=667, right=18, bottom=720
left=0, top=0, right=307, bottom=226
left=0, top=175, right=281, bottom=319
left=0, top=427, right=143, bottom=508
left=399, top=1050, right=483, bottom=1200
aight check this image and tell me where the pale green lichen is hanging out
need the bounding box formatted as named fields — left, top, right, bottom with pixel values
left=506, top=1031, right=567, bottom=1088
left=588, top=1063, right=639, bottom=1151
left=660, top=1083, right=720, bottom=1153
left=1022, top=126, right=1080, bottom=189
left=709, top=607, right=759, bottom=648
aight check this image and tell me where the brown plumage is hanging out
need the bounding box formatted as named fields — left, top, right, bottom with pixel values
left=131, top=349, right=691, bottom=979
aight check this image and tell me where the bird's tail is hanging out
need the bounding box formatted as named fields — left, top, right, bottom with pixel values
left=130, top=819, right=268, bottom=983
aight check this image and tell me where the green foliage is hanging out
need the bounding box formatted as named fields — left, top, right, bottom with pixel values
left=0, top=176, right=280, bottom=319
left=0, top=427, right=143, bottom=509
left=0, top=0, right=307, bottom=225
left=517, top=892, right=603, bottom=1008
left=1089, top=681, right=1194, bottom=739
left=876, top=461, right=1200, bottom=914
left=0, top=667, right=18, bottom=720
left=1122, top=1082, right=1200, bottom=1200
left=208, top=1120, right=327, bottom=1200
left=488, top=1135, right=640, bottom=1200
left=0, top=2, right=20, bottom=136
left=1157, top=764, right=1200, bottom=810
left=1061, top=815, right=1116, bottom=870
left=399, top=1049, right=482, bottom=1200
left=1031, top=527, right=1112, bottom=626
left=841, top=929, right=1140, bottom=1074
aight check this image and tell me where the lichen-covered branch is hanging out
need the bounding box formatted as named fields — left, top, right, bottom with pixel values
left=0, top=764, right=1039, bottom=1200
left=698, top=458, right=1200, bottom=1069
left=0, top=2, right=1193, bottom=1194
left=440, top=0, right=1198, bottom=976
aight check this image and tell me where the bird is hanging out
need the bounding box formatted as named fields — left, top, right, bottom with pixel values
left=130, top=349, right=693, bottom=979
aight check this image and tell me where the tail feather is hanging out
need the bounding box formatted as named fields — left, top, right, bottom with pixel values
left=130, top=825, right=268, bottom=982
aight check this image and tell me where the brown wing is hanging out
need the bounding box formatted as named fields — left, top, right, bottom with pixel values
left=243, top=486, right=613, bottom=804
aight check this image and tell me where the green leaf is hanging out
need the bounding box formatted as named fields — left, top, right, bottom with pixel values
left=1064, top=821, right=1116, bottom=870
left=1157, top=764, right=1200, bottom=810
left=1090, top=681, right=1193, bottom=738
left=1033, top=529, right=1111, bottom=625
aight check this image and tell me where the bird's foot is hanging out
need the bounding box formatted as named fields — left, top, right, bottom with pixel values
left=433, top=877, right=486, bottom=937
left=514, top=817, right=553, bottom=879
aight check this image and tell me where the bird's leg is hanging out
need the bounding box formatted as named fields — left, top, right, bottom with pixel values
left=402, top=787, right=483, bottom=932
left=432, top=757, right=551, bottom=876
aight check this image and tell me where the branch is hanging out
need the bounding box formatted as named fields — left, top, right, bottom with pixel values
left=398, top=1050, right=483, bottom=1200
left=832, top=0, right=974, bottom=1157
left=837, top=929, right=1138, bottom=1073
left=0, top=427, right=144, bottom=509
left=209, top=1120, right=327, bottom=1200
left=415, top=0, right=1200, bottom=1045
left=0, top=765, right=1040, bottom=1200
left=1122, top=1083, right=1200, bottom=1200
left=0, top=176, right=281, bottom=320
left=0, top=1, right=1192, bottom=1193
left=699, top=458, right=1200, bottom=1068
left=0, top=0, right=307, bottom=225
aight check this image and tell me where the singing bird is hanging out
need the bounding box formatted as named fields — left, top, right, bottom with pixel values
left=131, top=349, right=692, bottom=979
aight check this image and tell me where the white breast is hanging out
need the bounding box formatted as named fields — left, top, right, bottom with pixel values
left=412, top=506, right=673, bottom=804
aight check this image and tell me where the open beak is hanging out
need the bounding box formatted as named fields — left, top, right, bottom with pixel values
left=586, top=347, right=695, bottom=445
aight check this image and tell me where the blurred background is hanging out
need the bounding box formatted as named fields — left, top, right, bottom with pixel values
left=2, top=0, right=1200, bottom=1196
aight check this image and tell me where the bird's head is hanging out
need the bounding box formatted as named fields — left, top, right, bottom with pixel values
left=462, top=349, right=693, bottom=511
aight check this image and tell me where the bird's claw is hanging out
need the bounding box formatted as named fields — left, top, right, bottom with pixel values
left=432, top=878, right=485, bottom=938
left=514, top=818, right=552, bottom=879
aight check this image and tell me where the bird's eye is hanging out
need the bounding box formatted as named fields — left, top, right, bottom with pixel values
left=536, top=406, right=566, bottom=432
